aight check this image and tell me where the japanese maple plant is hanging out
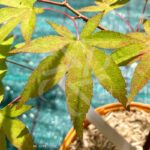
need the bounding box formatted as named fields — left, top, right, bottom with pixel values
left=0, top=0, right=150, bottom=149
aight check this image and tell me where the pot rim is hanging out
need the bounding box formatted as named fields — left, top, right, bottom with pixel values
left=60, top=102, right=150, bottom=150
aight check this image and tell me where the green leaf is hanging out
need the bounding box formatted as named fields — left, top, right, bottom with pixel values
left=110, top=0, right=130, bottom=9
left=0, top=128, right=6, bottom=150
left=10, top=36, right=69, bottom=53
left=143, top=20, right=150, bottom=35
left=0, top=82, right=4, bottom=103
left=16, top=48, right=71, bottom=109
left=1, top=104, right=33, bottom=117
left=0, top=0, right=43, bottom=43
left=128, top=52, right=150, bottom=104
left=0, top=17, right=22, bottom=44
left=46, top=21, right=75, bottom=39
left=80, top=12, right=104, bottom=38
left=2, top=118, right=36, bottom=150
left=87, top=48, right=127, bottom=107
left=66, top=41, right=93, bottom=138
left=85, top=31, right=139, bottom=49
left=21, top=10, right=36, bottom=42
left=78, top=0, right=130, bottom=14
left=111, top=44, right=149, bottom=66
left=126, top=32, right=150, bottom=42
left=0, top=0, right=36, bottom=7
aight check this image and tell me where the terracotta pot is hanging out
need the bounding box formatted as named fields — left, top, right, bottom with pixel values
left=60, top=102, right=150, bottom=150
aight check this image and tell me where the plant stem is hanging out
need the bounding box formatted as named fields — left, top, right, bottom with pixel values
left=8, top=95, right=21, bottom=105
left=37, top=0, right=107, bottom=30
left=43, top=7, right=80, bottom=40
left=137, top=0, right=147, bottom=32
left=113, top=10, right=135, bottom=32
left=6, top=60, right=34, bottom=71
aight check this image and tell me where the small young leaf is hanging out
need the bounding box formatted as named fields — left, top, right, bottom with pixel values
left=21, top=10, right=36, bottom=42
left=80, top=12, right=104, bottom=38
left=1, top=104, right=33, bottom=117
left=128, top=52, right=150, bottom=104
left=11, top=36, right=69, bottom=53
left=66, top=42, right=93, bottom=137
left=46, top=21, right=75, bottom=39
left=0, top=128, right=6, bottom=150
left=78, top=5, right=105, bottom=12
left=2, top=118, right=36, bottom=150
left=87, top=48, right=127, bottom=107
left=85, top=31, right=139, bottom=49
left=110, top=0, right=130, bottom=9
left=16, top=48, right=71, bottom=109
left=143, top=20, right=150, bottom=35
left=111, top=44, right=149, bottom=66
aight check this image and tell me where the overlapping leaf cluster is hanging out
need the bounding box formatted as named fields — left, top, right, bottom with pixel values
left=111, top=19, right=150, bottom=104
left=11, top=12, right=140, bottom=137
left=0, top=104, right=35, bottom=150
left=0, top=0, right=43, bottom=43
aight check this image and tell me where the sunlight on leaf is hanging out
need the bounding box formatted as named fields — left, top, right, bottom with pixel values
left=143, top=20, right=150, bottom=35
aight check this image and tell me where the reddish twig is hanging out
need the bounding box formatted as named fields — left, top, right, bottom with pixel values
left=6, top=60, right=34, bottom=71
left=8, top=95, right=21, bottom=105
left=37, top=0, right=107, bottom=30
left=43, top=7, right=80, bottom=40
left=113, top=10, right=135, bottom=32
left=137, top=1, right=147, bottom=32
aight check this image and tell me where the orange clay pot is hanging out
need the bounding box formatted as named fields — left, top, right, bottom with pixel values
left=60, top=102, right=150, bottom=150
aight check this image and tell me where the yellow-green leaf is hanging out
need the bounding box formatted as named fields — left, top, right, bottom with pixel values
left=1, top=104, right=33, bottom=117
left=21, top=10, right=36, bottom=42
left=126, top=32, right=150, bottom=43
left=0, top=17, right=22, bottom=44
left=143, top=20, right=150, bottom=35
left=111, top=44, right=149, bottom=66
left=46, top=21, right=75, bottom=39
left=81, top=12, right=104, bottom=38
left=10, top=36, right=69, bottom=53
left=16, top=48, right=71, bottom=109
left=0, top=128, right=6, bottom=150
left=66, top=42, right=93, bottom=138
left=2, top=118, right=36, bottom=150
left=128, top=52, right=150, bottom=104
left=85, top=31, right=140, bottom=49
left=87, top=48, right=127, bottom=107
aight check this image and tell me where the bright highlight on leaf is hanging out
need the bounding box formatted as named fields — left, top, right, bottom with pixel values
left=0, top=0, right=43, bottom=43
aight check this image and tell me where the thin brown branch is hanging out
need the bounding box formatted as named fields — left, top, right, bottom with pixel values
left=37, top=0, right=107, bottom=30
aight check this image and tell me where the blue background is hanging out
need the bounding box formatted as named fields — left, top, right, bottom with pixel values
left=1, top=0, right=150, bottom=149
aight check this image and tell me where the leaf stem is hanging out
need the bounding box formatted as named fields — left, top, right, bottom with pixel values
left=43, top=7, right=80, bottom=40
left=113, top=10, right=135, bottom=32
left=137, top=0, right=147, bottom=32
left=6, top=60, right=34, bottom=71
left=8, top=95, right=21, bottom=105
left=37, top=0, right=107, bottom=30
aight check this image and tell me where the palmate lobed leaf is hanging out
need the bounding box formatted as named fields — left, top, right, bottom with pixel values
left=128, top=52, right=150, bottom=104
left=66, top=41, right=93, bottom=138
left=0, top=0, right=43, bottom=43
left=16, top=48, right=71, bottom=109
